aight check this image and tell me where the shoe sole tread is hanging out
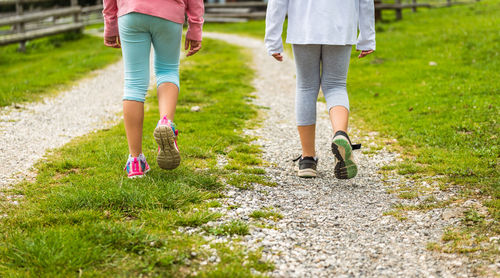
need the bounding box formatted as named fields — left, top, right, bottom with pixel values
left=154, top=125, right=181, bottom=170
left=332, top=137, right=358, bottom=179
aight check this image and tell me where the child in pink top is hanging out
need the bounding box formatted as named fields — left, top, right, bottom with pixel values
left=103, top=0, right=204, bottom=41
left=102, top=0, right=204, bottom=178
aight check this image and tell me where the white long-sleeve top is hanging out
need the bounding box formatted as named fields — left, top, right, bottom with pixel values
left=265, top=0, right=376, bottom=55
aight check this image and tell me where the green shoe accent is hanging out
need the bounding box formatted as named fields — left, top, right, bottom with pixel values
left=332, top=136, right=358, bottom=179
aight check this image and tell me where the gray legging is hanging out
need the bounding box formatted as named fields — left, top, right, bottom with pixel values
left=293, top=44, right=352, bottom=126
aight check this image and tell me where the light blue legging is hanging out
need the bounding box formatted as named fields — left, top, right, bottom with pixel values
left=292, top=44, right=352, bottom=126
left=118, top=12, right=182, bottom=103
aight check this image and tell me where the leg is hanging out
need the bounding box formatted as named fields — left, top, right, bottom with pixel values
left=157, top=83, right=179, bottom=121
left=292, top=44, right=321, bottom=158
left=321, top=45, right=358, bottom=179
left=329, top=106, right=349, bottom=133
left=149, top=17, right=183, bottom=170
left=150, top=17, right=182, bottom=121
left=118, top=13, right=152, bottom=156
left=320, top=45, right=352, bottom=134
left=298, top=125, right=316, bottom=157
left=123, top=101, right=144, bottom=157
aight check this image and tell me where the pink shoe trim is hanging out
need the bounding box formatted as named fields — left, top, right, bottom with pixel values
left=125, top=157, right=145, bottom=178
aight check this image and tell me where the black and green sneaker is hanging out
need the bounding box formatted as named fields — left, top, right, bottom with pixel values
left=293, top=156, right=318, bottom=178
left=331, top=131, right=361, bottom=179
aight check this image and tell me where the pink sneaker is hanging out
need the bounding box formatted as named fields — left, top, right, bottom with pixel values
left=124, top=154, right=150, bottom=178
left=153, top=116, right=181, bottom=170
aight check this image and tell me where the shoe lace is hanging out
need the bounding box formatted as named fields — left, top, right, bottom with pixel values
left=292, top=155, right=302, bottom=162
left=292, top=155, right=318, bottom=162
left=352, top=143, right=361, bottom=150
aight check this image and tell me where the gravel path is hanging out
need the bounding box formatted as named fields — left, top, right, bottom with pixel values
left=204, top=33, right=474, bottom=277
left=0, top=57, right=155, bottom=188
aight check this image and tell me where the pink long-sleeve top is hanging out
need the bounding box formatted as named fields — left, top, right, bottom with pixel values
left=103, top=0, right=204, bottom=41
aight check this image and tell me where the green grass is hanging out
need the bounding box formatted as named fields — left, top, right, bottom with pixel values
left=0, top=31, right=121, bottom=107
left=250, top=208, right=283, bottom=221
left=347, top=1, right=500, bottom=229
left=206, top=220, right=250, bottom=236
left=0, top=38, right=270, bottom=277
left=205, top=20, right=271, bottom=39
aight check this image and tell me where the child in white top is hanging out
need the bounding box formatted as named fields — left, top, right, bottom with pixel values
left=265, top=0, right=376, bottom=179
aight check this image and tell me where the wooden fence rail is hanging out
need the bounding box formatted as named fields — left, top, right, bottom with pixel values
left=0, top=0, right=103, bottom=51
left=203, top=0, right=481, bottom=22
left=374, top=0, right=480, bottom=20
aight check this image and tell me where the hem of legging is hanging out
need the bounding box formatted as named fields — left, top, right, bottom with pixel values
left=157, top=80, right=180, bottom=91
left=328, top=104, right=350, bottom=112
left=296, top=122, right=316, bottom=127
left=123, top=96, right=145, bottom=103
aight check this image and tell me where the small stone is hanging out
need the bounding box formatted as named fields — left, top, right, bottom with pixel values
left=451, top=260, right=463, bottom=267
left=489, top=236, right=499, bottom=243
left=442, top=208, right=461, bottom=221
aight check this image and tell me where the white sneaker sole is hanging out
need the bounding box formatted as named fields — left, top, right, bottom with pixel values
left=298, top=168, right=317, bottom=178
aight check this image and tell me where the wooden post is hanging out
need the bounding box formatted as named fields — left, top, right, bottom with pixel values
left=374, top=0, right=382, bottom=21
left=412, top=0, right=417, bottom=12
left=395, top=0, right=402, bottom=20
left=71, top=0, right=79, bottom=23
left=15, top=0, right=26, bottom=52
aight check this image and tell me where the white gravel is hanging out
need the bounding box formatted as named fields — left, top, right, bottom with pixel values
left=0, top=55, right=159, bottom=188
left=0, top=61, right=124, bottom=187
left=0, top=35, right=162, bottom=188
left=203, top=32, right=478, bottom=277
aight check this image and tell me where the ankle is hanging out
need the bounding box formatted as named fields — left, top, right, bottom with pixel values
left=334, top=130, right=350, bottom=141
left=129, top=153, right=142, bottom=158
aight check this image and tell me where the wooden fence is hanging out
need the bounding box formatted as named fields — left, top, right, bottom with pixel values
left=205, top=1, right=267, bottom=23
left=203, top=0, right=481, bottom=22
left=374, top=0, right=481, bottom=20
left=0, top=0, right=103, bottom=51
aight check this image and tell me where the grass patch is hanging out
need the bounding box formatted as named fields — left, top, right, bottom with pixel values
left=227, top=174, right=276, bottom=190
left=398, top=191, right=419, bottom=200
left=198, top=244, right=274, bottom=277
left=242, top=167, right=266, bottom=175
left=0, top=31, right=121, bottom=107
left=348, top=1, right=500, bottom=218
left=0, top=38, right=271, bottom=276
left=392, top=196, right=453, bottom=212
left=250, top=208, right=283, bottom=221
left=222, top=142, right=272, bottom=188
left=205, top=20, right=272, bottom=39
left=206, top=220, right=250, bottom=236
left=383, top=210, right=408, bottom=221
